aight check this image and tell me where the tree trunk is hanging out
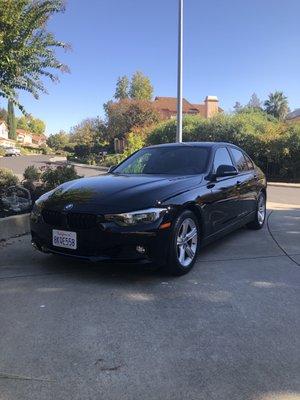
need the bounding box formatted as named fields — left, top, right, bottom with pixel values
left=7, top=100, right=16, bottom=140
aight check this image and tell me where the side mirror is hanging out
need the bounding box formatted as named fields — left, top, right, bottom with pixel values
left=215, top=164, right=238, bottom=178
left=108, top=165, right=116, bottom=173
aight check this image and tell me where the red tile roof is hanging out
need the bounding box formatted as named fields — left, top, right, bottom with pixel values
left=16, top=128, right=32, bottom=135
left=153, top=97, right=205, bottom=114
left=32, top=133, right=47, bottom=142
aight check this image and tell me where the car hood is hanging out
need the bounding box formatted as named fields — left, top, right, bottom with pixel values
left=42, top=173, right=204, bottom=213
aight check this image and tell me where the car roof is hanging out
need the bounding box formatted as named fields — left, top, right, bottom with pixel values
left=146, top=141, right=239, bottom=149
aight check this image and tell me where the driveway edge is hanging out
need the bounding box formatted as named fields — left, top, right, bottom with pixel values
left=0, top=214, right=30, bottom=241
left=268, top=182, right=300, bottom=188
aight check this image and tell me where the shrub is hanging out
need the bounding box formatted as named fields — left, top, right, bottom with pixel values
left=41, top=165, right=82, bottom=191
left=0, top=147, right=5, bottom=157
left=40, top=144, right=52, bottom=155
left=23, top=165, right=41, bottom=182
left=74, top=144, right=92, bottom=159
left=101, top=154, right=124, bottom=168
left=0, top=168, right=19, bottom=191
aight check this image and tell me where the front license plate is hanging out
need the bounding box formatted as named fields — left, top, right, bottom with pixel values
left=52, top=230, right=77, bottom=250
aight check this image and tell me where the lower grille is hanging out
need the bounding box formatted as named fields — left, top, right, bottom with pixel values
left=42, top=209, right=99, bottom=230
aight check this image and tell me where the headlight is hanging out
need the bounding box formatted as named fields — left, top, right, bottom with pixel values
left=105, top=208, right=168, bottom=226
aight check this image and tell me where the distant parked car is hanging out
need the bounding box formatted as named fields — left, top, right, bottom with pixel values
left=5, top=147, right=21, bottom=157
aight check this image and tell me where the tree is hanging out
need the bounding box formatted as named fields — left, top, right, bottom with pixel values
left=17, top=115, right=46, bottom=134
left=104, top=99, right=161, bottom=140
left=129, top=71, right=153, bottom=100
left=264, top=91, right=289, bottom=121
left=0, top=0, right=69, bottom=112
left=233, top=102, right=243, bottom=113
left=17, top=116, right=29, bottom=131
left=7, top=100, right=16, bottom=139
left=0, top=107, right=7, bottom=120
left=114, top=76, right=129, bottom=100
left=28, top=118, right=46, bottom=135
left=248, top=93, right=262, bottom=109
left=47, top=131, right=69, bottom=151
left=70, top=118, right=107, bottom=146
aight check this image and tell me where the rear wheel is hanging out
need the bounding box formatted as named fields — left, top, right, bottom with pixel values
left=247, top=192, right=266, bottom=230
left=165, top=210, right=200, bottom=276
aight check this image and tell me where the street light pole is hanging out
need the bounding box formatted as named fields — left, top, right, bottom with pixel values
left=176, top=0, right=184, bottom=143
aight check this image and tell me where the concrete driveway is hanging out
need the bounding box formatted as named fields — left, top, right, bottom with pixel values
left=0, top=192, right=299, bottom=399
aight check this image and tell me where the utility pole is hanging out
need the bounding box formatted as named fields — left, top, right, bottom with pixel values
left=176, top=0, right=184, bottom=143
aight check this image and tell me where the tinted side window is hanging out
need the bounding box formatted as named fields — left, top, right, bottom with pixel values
left=244, top=153, right=254, bottom=170
left=213, top=147, right=234, bottom=173
left=231, top=148, right=248, bottom=172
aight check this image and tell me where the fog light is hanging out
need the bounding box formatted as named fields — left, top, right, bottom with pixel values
left=136, top=245, right=146, bottom=254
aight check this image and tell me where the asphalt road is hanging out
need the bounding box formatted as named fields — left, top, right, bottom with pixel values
left=0, top=155, right=103, bottom=179
left=0, top=154, right=52, bottom=176
left=0, top=194, right=300, bottom=399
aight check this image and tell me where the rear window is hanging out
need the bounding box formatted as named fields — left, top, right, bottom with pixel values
left=230, top=148, right=248, bottom=172
left=244, top=153, right=254, bottom=170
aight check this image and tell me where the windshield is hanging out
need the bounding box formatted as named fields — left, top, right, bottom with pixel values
left=113, top=146, right=210, bottom=175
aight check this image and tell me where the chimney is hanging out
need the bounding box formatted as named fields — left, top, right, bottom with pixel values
left=204, top=96, right=219, bottom=118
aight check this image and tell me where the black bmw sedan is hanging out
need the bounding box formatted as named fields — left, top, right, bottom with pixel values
left=31, top=142, right=267, bottom=275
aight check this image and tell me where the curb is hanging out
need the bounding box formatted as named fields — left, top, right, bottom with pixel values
left=67, top=161, right=108, bottom=172
left=268, top=182, right=300, bottom=189
left=49, top=156, right=67, bottom=163
left=0, top=214, right=30, bottom=241
left=48, top=157, right=109, bottom=172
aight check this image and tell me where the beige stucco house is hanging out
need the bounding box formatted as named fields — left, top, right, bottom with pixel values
left=16, top=129, right=33, bottom=145
left=153, top=96, right=222, bottom=119
left=0, top=120, right=15, bottom=147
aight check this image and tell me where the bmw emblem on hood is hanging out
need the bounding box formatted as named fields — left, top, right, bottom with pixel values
left=64, top=203, right=74, bottom=211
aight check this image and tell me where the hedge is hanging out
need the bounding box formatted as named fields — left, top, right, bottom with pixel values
left=146, top=111, right=300, bottom=182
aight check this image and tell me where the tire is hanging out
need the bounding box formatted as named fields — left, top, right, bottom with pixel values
left=247, top=192, right=266, bottom=230
left=165, top=210, right=200, bottom=276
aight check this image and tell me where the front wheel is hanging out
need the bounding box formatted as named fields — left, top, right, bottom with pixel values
left=247, top=192, right=266, bottom=230
left=165, top=210, right=200, bottom=276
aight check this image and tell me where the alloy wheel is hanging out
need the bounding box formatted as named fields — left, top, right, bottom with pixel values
left=176, top=218, right=198, bottom=267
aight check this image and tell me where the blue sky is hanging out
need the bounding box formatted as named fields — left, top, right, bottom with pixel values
left=4, top=0, right=300, bottom=135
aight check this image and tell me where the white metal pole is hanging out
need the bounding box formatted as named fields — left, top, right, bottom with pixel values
left=176, top=0, right=183, bottom=143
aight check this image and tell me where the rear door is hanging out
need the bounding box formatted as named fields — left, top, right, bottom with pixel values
left=228, top=147, right=257, bottom=217
left=207, top=147, right=240, bottom=234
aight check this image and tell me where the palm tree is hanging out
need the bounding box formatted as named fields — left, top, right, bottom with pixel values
left=264, top=91, right=289, bottom=121
left=0, top=0, right=69, bottom=113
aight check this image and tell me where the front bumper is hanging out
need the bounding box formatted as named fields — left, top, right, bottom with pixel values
left=31, top=218, right=172, bottom=264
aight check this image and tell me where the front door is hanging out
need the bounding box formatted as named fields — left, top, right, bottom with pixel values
left=206, top=147, right=240, bottom=234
